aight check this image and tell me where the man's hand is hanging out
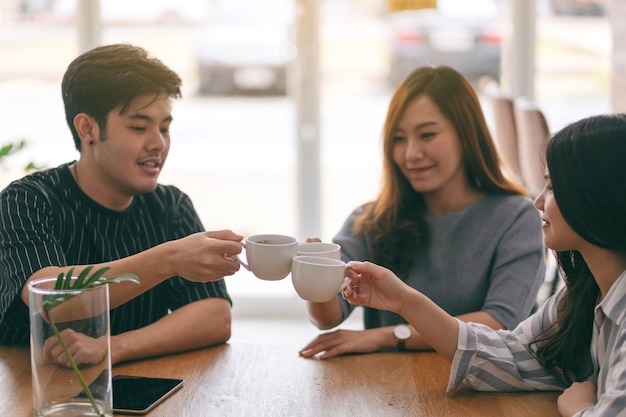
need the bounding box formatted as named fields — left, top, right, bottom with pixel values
left=43, top=328, right=107, bottom=367
left=171, top=230, right=244, bottom=282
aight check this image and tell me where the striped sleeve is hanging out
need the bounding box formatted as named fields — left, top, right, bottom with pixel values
left=0, top=181, right=66, bottom=323
left=448, top=291, right=568, bottom=393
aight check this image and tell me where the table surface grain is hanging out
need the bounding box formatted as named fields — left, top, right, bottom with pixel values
left=0, top=343, right=560, bottom=417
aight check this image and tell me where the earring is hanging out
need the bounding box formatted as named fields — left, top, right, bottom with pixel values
left=89, top=140, right=94, bottom=145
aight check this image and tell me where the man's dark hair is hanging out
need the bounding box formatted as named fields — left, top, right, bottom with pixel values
left=61, top=44, right=182, bottom=151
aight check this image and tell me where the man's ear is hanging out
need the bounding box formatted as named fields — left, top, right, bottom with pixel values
left=73, top=113, right=99, bottom=146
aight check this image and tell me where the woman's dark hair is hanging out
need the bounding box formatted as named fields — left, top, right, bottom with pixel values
left=352, top=66, right=528, bottom=276
left=61, top=44, right=182, bottom=151
left=531, top=113, right=626, bottom=382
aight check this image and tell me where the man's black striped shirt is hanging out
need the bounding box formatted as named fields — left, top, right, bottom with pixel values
left=0, top=163, right=230, bottom=344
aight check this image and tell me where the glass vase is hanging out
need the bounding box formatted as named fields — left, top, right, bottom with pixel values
left=28, top=277, right=112, bottom=417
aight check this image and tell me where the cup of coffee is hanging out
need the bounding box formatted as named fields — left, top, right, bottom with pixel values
left=297, top=242, right=341, bottom=260
left=238, top=234, right=298, bottom=280
left=291, top=255, right=348, bottom=302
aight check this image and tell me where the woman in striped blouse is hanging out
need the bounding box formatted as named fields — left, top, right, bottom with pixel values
left=342, top=113, right=626, bottom=417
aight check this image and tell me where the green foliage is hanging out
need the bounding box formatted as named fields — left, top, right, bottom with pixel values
left=41, top=266, right=140, bottom=416
left=43, top=266, right=140, bottom=311
left=54, top=265, right=112, bottom=290
left=0, top=140, right=27, bottom=159
left=0, top=139, right=42, bottom=171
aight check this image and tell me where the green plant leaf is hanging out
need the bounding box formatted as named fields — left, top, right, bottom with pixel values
left=91, top=273, right=140, bottom=286
left=44, top=267, right=140, bottom=311
left=0, top=140, right=43, bottom=172
left=80, top=266, right=112, bottom=288
left=74, top=265, right=96, bottom=288
left=0, top=140, right=26, bottom=158
left=24, top=162, right=41, bottom=171
left=0, top=143, right=13, bottom=158
left=54, top=267, right=73, bottom=290
left=60, top=267, right=76, bottom=290
left=39, top=266, right=140, bottom=417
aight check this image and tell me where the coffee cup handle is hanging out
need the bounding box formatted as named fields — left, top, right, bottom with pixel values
left=339, top=276, right=351, bottom=292
left=236, top=241, right=250, bottom=270
left=235, top=255, right=250, bottom=271
left=339, top=263, right=354, bottom=292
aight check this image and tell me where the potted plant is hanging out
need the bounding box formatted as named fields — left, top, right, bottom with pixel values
left=29, top=266, right=139, bottom=417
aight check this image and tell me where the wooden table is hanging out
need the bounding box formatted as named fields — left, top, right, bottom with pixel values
left=0, top=343, right=560, bottom=416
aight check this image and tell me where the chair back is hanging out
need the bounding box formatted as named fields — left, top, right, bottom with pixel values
left=486, top=87, right=523, bottom=182
left=513, top=97, right=551, bottom=197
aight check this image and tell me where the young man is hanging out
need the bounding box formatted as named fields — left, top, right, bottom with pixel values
left=0, top=44, right=243, bottom=365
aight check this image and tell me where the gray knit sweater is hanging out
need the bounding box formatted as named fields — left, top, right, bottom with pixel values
left=334, top=194, right=546, bottom=330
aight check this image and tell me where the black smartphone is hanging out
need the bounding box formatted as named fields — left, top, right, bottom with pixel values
left=112, top=375, right=184, bottom=415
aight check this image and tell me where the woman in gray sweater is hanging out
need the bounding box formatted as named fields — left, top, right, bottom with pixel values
left=300, top=66, right=546, bottom=358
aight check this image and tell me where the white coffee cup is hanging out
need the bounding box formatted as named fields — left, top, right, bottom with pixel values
left=238, top=234, right=298, bottom=280
left=296, top=242, right=341, bottom=260
left=291, top=255, right=348, bottom=302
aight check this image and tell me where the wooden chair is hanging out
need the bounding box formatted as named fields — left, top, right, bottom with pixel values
left=485, top=86, right=523, bottom=184
left=513, top=97, right=551, bottom=198
left=486, top=91, right=560, bottom=300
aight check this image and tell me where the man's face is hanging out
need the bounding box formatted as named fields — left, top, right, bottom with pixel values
left=89, top=94, right=172, bottom=209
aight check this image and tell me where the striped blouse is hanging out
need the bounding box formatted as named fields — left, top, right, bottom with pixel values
left=0, top=163, right=230, bottom=345
left=449, top=270, right=626, bottom=416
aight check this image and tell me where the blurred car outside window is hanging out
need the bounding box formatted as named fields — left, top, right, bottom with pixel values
left=194, top=0, right=296, bottom=96
left=549, top=0, right=607, bottom=16
left=387, top=0, right=502, bottom=89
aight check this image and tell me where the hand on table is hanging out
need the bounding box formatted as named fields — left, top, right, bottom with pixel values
left=299, top=328, right=388, bottom=359
left=557, top=381, right=597, bottom=417
left=43, top=328, right=107, bottom=367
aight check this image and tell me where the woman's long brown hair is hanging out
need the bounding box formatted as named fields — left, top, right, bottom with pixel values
left=353, top=66, right=528, bottom=276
